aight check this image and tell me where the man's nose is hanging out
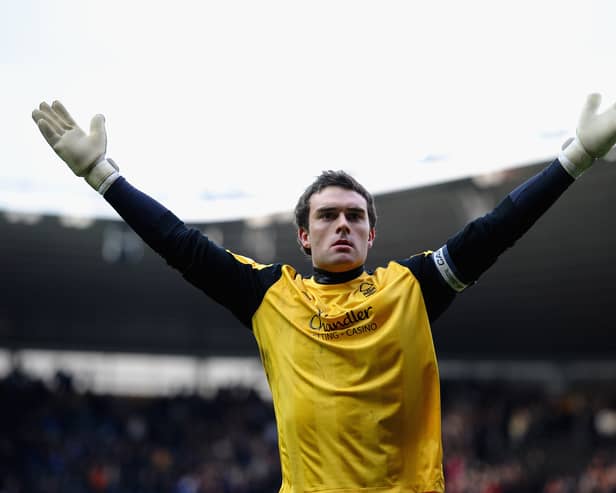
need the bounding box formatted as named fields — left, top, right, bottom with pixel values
left=335, top=213, right=350, bottom=233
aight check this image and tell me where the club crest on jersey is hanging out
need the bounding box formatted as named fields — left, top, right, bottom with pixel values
left=359, top=281, right=376, bottom=297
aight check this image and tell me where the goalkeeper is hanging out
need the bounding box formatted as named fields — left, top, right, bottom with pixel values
left=32, top=95, right=616, bottom=493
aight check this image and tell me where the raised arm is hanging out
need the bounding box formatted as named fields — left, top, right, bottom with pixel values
left=31, top=100, right=194, bottom=263
left=31, top=100, right=279, bottom=328
left=433, top=93, right=616, bottom=292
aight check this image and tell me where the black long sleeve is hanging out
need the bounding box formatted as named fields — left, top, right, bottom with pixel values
left=446, top=159, right=574, bottom=284
left=402, top=159, right=575, bottom=322
left=103, top=177, right=281, bottom=328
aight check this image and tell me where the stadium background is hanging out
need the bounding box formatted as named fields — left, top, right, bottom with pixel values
left=3, top=1, right=616, bottom=491
left=2, top=156, right=616, bottom=492
left=2, top=158, right=615, bottom=359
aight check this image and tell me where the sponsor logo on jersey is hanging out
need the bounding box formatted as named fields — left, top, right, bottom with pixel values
left=308, top=307, right=378, bottom=340
left=309, top=307, right=373, bottom=332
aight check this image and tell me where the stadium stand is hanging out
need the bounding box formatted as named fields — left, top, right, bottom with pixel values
left=1, top=368, right=614, bottom=493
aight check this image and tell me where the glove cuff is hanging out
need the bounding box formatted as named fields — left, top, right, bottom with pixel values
left=85, top=158, right=120, bottom=194
left=558, top=136, right=594, bottom=179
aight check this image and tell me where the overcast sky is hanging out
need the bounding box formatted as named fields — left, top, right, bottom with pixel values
left=2, top=0, right=615, bottom=222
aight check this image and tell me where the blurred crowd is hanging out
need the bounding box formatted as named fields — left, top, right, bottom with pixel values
left=439, top=381, right=616, bottom=493
left=1, top=368, right=615, bottom=493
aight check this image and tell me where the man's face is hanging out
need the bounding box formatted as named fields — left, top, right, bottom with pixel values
left=298, top=186, right=375, bottom=272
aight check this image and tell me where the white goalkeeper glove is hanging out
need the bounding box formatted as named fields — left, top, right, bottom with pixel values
left=32, top=101, right=120, bottom=194
left=559, top=93, right=616, bottom=178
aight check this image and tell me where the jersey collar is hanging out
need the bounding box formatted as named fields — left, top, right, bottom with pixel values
left=312, top=265, right=365, bottom=284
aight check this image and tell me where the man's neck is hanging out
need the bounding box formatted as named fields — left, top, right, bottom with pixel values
left=312, top=265, right=364, bottom=284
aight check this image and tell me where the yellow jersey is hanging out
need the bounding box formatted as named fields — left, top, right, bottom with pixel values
left=239, top=256, right=447, bottom=493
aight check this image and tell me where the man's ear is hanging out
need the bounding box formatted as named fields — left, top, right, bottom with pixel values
left=368, top=227, right=376, bottom=249
left=298, top=227, right=310, bottom=249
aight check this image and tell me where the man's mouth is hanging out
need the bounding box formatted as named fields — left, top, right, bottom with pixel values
left=332, top=239, right=353, bottom=248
